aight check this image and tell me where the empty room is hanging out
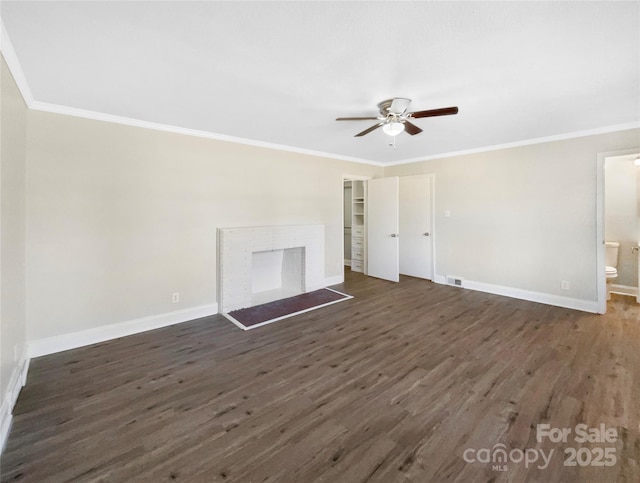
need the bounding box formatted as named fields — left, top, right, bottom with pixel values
left=1, top=1, right=639, bottom=482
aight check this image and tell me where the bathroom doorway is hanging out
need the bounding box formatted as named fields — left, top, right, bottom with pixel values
left=596, top=149, right=640, bottom=313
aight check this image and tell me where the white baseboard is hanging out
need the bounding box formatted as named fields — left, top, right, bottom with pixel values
left=610, top=284, right=639, bottom=297
left=1, top=348, right=29, bottom=453
left=28, top=303, right=218, bottom=358
left=433, top=275, right=599, bottom=313
left=433, top=274, right=448, bottom=285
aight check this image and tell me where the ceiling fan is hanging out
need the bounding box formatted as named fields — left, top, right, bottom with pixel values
left=336, top=98, right=458, bottom=137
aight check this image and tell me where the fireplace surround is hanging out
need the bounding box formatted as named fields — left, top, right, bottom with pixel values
left=217, top=225, right=325, bottom=313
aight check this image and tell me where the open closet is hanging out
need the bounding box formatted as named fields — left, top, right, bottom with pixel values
left=361, top=174, right=434, bottom=282
left=343, top=178, right=367, bottom=273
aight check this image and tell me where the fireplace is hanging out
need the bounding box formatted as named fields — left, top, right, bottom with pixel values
left=251, top=247, right=304, bottom=305
left=218, top=225, right=324, bottom=313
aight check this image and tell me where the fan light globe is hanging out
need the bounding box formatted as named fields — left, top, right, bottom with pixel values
left=382, top=121, right=404, bottom=136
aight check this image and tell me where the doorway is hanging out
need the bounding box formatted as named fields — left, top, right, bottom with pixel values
left=342, top=174, right=371, bottom=277
left=596, top=149, right=640, bottom=313
left=367, top=174, right=435, bottom=283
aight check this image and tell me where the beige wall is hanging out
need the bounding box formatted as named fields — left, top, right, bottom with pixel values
left=1, top=56, right=27, bottom=414
left=4, top=55, right=640, bottom=350
left=385, top=129, right=640, bottom=302
left=25, top=110, right=381, bottom=340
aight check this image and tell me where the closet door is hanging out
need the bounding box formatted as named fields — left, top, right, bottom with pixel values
left=367, top=177, right=399, bottom=282
left=399, top=175, right=433, bottom=280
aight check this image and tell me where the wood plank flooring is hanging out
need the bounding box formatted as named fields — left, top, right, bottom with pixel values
left=1, top=271, right=639, bottom=482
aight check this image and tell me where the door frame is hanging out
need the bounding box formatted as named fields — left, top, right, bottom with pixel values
left=342, top=174, right=372, bottom=278
left=426, top=173, right=437, bottom=281
left=596, top=148, right=640, bottom=313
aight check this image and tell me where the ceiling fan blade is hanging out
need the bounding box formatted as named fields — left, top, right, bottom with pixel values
left=336, top=116, right=379, bottom=121
left=355, top=123, right=384, bottom=137
left=403, top=121, right=423, bottom=136
left=389, top=97, right=411, bottom=115
left=410, top=106, right=459, bottom=118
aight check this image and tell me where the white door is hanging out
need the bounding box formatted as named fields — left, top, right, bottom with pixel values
left=367, top=177, right=399, bottom=282
left=399, top=175, right=433, bottom=279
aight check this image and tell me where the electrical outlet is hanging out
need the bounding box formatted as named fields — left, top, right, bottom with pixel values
left=172, top=292, right=180, bottom=303
left=561, top=281, right=570, bottom=290
left=445, top=210, right=451, bottom=217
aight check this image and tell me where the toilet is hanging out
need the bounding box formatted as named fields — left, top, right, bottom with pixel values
left=605, top=241, right=619, bottom=300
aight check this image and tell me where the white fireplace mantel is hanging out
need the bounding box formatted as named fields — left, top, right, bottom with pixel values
left=217, top=225, right=325, bottom=313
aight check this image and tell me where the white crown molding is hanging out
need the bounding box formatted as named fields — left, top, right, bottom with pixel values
left=0, top=22, right=381, bottom=167
left=28, top=100, right=640, bottom=168
left=29, top=100, right=384, bottom=166
left=28, top=303, right=218, bottom=358
left=385, top=122, right=640, bottom=167
left=2, top=19, right=637, bottom=168
left=0, top=19, right=35, bottom=106
left=433, top=274, right=599, bottom=313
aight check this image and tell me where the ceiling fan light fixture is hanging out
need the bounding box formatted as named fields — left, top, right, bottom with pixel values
left=382, top=121, right=404, bottom=136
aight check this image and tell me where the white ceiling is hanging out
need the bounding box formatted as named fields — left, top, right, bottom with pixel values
left=2, top=1, right=639, bottom=165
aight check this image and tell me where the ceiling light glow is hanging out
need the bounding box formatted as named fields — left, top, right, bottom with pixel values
left=382, top=121, right=404, bottom=136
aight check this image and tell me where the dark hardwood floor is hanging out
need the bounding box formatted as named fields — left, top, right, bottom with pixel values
left=2, top=271, right=639, bottom=482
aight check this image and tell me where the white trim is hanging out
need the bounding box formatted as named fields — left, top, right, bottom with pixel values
left=222, top=288, right=353, bottom=331
left=220, top=312, right=247, bottom=331
left=342, top=174, right=373, bottom=181
left=385, top=122, right=640, bottom=167
left=596, top=152, right=607, bottom=313
left=433, top=275, right=599, bottom=313
left=29, top=101, right=383, bottom=166
left=0, top=402, right=10, bottom=454
left=0, top=20, right=35, bottom=106
left=429, top=174, right=437, bottom=281
left=25, top=101, right=640, bottom=169
left=3, top=19, right=636, bottom=169
left=25, top=100, right=640, bottom=168
left=28, top=303, right=218, bottom=358
left=0, top=28, right=380, bottom=166
left=2, top=18, right=637, bottom=173
left=609, top=284, right=639, bottom=297
left=1, top=348, right=29, bottom=453
left=433, top=274, right=447, bottom=285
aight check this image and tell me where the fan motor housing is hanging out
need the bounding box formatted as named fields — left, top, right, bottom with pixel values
left=377, top=99, right=398, bottom=116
